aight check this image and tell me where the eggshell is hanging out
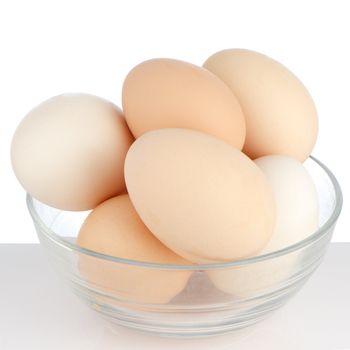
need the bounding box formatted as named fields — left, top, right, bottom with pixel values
left=124, top=128, right=275, bottom=263
left=254, top=155, right=319, bottom=252
left=203, top=49, right=318, bottom=162
left=11, top=94, right=134, bottom=211
left=208, top=155, right=319, bottom=297
left=77, top=194, right=192, bottom=304
left=122, top=58, right=246, bottom=149
left=207, top=251, right=300, bottom=299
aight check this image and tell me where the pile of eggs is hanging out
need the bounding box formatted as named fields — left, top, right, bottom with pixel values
left=11, top=48, right=320, bottom=302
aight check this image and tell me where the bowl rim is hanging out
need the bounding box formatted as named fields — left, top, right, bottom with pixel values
left=26, top=156, right=343, bottom=270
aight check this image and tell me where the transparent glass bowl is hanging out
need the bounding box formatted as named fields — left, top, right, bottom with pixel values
left=27, top=156, right=342, bottom=338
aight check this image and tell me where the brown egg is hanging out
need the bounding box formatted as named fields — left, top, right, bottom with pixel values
left=11, top=94, right=134, bottom=211
left=122, top=58, right=246, bottom=149
left=125, top=128, right=276, bottom=263
left=77, top=194, right=192, bottom=304
left=204, top=49, right=318, bottom=162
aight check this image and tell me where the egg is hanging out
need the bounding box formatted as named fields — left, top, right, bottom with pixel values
left=254, top=155, right=319, bottom=251
left=77, top=194, right=192, bottom=304
left=207, top=251, right=301, bottom=298
left=11, top=94, right=134, bottom=211
left=203, top=49, right=318, bottom=162
left=124, top=128, right=275, bottom=263
left=208, top=155, right=319, bottom=296
left=122, top=58, right=246, bottom=149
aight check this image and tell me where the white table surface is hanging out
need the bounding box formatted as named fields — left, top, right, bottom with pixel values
left=0, top=243, right=349, bottom=350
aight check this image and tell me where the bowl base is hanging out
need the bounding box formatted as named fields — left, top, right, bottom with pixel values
left=86, top=298, right=287, bottom=338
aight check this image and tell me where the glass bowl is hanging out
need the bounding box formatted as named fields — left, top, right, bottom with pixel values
left=26, top=156, right=342, bottom=338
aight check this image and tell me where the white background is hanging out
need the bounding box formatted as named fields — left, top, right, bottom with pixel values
left=0, top=0, right=348, bottom=243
